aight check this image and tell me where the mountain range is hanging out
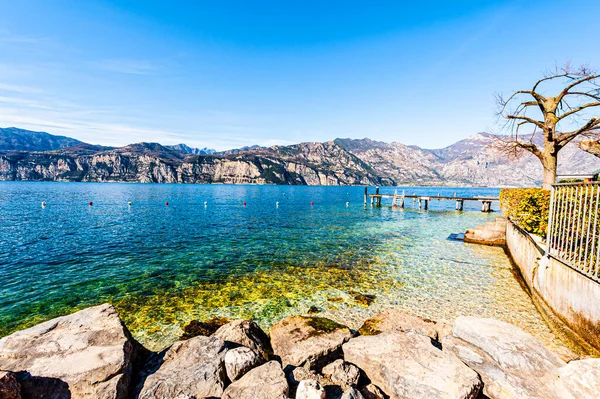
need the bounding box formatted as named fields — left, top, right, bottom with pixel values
left=1, top=127, right=598, bottom=186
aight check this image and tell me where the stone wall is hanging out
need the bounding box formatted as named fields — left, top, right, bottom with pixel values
left=506, top=219, right=600, bottom=351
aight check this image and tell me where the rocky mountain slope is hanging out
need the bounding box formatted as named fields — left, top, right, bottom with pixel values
left=0, top=127, right=82, bottom=152
left=1, top=127, right=598, bottom=186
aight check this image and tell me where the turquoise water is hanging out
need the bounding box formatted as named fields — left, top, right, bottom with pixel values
left=0, top=183, right=558, bottom=350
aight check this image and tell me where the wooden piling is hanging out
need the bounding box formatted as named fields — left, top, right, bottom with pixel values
left=364, top=187, right=368, bottom=206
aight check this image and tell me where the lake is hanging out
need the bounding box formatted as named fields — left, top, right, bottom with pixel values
left=0, top=182, right=561, bottom=351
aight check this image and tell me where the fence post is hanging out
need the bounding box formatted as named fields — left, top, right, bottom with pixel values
left=546, top=184, right=556, bottom=258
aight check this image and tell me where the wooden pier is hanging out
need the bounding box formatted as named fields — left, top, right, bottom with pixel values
left=363, top=187, right=499, bottom=212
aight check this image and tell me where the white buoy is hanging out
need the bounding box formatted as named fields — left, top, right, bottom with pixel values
left=204, top=201, right=208, bottom=207
left=128, top=201, right=132, bottom=206
left=346, top=201, right=349, bottom=207
left=276, top=201, right=279, bottom=207
left=41, top=202, right=46, bottom=208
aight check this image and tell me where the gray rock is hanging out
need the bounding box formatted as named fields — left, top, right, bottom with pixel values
left=443, top=316, right=574, bottom=399
left=0, top=371, right=21, bottom=399
left=296, top=379, right=326, bottom=399
left=214, top=319, right=273, bottom=360
left=0, top=304, right=141, bottom=399
left=321, top=359, right=360, bottom=389
left=359, top=384, right=386, bottom=399
left=343, top=330, right=482, bottom=399
left=341, top=387, right=365, bottom=399
left=138, top=335, right=228, bottom=399
left=358, top=308, right=449, bottom=341
left=558, top=358, right=600, bottom=398
left=225, top=346, right=265, bottom=382
left=270, top=316, right=353, bottom=369
left=222, top=360, right=289, bottom=399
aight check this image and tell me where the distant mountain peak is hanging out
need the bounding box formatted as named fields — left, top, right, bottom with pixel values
left=167, top=143, right=216, bottom=155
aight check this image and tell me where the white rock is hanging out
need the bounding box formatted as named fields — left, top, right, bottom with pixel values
left=295, top=379, right=326, bottom=399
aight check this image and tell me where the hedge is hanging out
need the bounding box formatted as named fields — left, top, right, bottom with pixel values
left=499, top=188, right=551, bottom=237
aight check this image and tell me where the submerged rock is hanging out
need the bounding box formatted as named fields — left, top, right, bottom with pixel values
left=357, top=308, right=449, bottom=341
left=222, top=360, right=289, bottom=399
left=443, top=316, right=572, bottom=399
left=0, top=304, right=141, bottom=399
left=0, top=371, right=20, bottom=399
left=343, top=329, right=482, bottom=399
left=307, top=306, right=321, bottom=315
left=138, top=335, right=228, bottom=399
left=180, top=316, right=229, bottom=340
left=296, top=379, right=326, bottom=399
left=214, top=319, right=273, bottom=360
left=224, top=346, right=264, bottom=382
left=348, top=291, right=376, bottom=307
left=270, top=316, right=353, bottom=370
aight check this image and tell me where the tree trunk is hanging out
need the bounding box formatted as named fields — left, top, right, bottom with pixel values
left=541, top=151, right=558, bottom=190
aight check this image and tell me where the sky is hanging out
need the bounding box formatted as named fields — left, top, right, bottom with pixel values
left=0, top=0, right=599, bottom=150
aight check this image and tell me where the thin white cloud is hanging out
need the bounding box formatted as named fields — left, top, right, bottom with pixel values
left=0, top=83, right=45, bottom=94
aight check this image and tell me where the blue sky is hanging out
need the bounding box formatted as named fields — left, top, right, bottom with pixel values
left=0, top=0, right=599, bottom=150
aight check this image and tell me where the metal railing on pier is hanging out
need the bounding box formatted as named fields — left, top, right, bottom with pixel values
left=547, top=182, right=600, bottom=282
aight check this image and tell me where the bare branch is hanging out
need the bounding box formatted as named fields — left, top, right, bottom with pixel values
left=506, top=115, right=545, bottom=129
left=556, top=117, right=600, bottom=148
left=557, top=102, right=600, bottom=121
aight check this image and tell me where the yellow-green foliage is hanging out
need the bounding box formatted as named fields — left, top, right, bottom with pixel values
left=500, top=188, right=551, bottom=237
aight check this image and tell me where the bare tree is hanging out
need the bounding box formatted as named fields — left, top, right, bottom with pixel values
left=496, top=63, right=600, bottom=189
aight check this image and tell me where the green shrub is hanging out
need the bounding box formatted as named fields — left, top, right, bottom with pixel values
left=499, top=188, right=551, bottom=237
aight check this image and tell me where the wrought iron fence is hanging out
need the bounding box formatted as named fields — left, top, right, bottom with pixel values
left=547, top=182, right=600, bottom=282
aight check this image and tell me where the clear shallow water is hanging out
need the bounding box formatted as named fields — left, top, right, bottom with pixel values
left=0, top=183, right=560, bottom=351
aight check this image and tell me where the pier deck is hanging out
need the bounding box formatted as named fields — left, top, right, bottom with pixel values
left=364, top=187, right=499, bottom=212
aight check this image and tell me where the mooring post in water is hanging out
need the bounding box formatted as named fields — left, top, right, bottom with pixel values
left=364, top=186, right=368, bottom=206
left=421, top=197, right=429, bottom=210
left=392, top=189, right=398, bottom=207
left=375, top=186, right=380, bottom=207
left=456, top=199, right=464, bottom=211
left=481, top=200, right=492, bottom=212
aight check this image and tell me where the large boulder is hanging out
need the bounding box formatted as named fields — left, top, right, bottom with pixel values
left=0, top=304, right=141, bottom=399
left=224, top=346, right=264, bottom=382
left=214, top=319, right=273, bottom=360
left=0, top=371, right=21, bottom=399
left=443, top=316, right=573, bottom=399
left=221, top=360, right=289, bottom=399
left=357, top=308, right=450, bottom=340
left=343, top=330, right=482, bottom=399
left=558, top=358, right=600, bottom=398
left=138, top=335, right=228, bottom=399
left=270, top=316, right=353, bottom=370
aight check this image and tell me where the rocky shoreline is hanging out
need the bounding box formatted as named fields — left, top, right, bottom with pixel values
left=0, top=304, right=598, bottom=399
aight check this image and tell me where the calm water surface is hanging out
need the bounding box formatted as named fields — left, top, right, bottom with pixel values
left=0, top=183, right=561, bottom=350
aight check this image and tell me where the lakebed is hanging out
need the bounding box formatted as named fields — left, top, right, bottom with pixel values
left=0, top=182, right=564, bottom=351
